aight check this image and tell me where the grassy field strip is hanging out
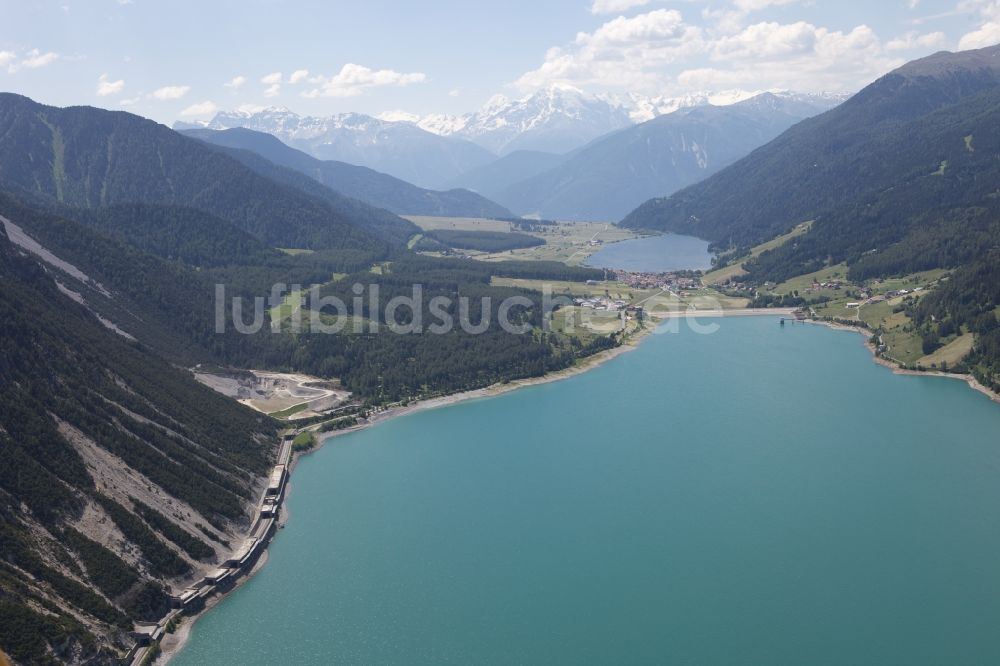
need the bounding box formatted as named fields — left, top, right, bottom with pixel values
left=798, top=269, right=951, bottom=366
left=917, top=333, right=975, bottom=368
left=404, top=216, right=519, bottom=233
left=703, top=222, right=812, bottom=284
left=405, top=215, right=644, bottom=265
left=267, top=402, right=310, bottom=419
left=268, top=289, right=304, bottom=322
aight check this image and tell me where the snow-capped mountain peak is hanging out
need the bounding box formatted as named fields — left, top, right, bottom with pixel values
left=195, top=106, right=496, bottom=188
left=405, top=85, right=850, bottom=154
left=416, top=85, right=634, bottom=155
left=184, top=86, right=850, bottom=185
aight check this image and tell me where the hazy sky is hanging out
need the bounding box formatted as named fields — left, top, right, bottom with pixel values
left=1, top=0, right=998, bottom=123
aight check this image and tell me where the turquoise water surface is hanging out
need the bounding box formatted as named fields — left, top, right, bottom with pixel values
left=174, top=318, right=1000, bottom=665
left=585, top=233, right=713, bottom=272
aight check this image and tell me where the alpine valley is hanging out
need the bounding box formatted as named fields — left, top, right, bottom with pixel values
left=186, top=86, right=845, bottom=219
left=3, top=6, right=1000, bottom=664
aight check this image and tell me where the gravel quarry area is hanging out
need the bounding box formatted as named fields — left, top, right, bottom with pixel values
left=193, top=369, right=350, bottom=416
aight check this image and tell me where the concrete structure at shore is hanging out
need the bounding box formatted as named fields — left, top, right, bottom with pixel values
left=126, top=435, right=295, bottom=665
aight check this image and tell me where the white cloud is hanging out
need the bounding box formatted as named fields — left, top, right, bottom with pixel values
left=96, top=73, right=125, bottom=96
left=119, top=96, right=141, bottom=107
left=224, top=75, right=247, bottom=89
left=692, top=22, right=896, bottom=92
left=302, top=63, right=427, bottom=98
left=151, top=85, right=190, bottom=100
left=8, top=48, right=60, bottom=72
left=681, top=42, right=893, bottom=92
left=590, top=0, right=651, bottom=15
left=712, top=21, right=823, bottom=59
left=289, top=69, right=310, bottom=84
left=260, top=72, right=283, bottom=96
left=21, top=49, right=59, bottom=69
left=703, top=0, right=799, bottom=34
left=449, top=88, right=462, bottom=97
left=516, top=9, right=900, bottom=96
left=180, top=100, right=219, bottom=117
left=886, top=31, right=947, bottom=50
left=962, top=0, right=1000, bottom=21
left=733, top=0, right=798, bottom=10
left=515, top=9, right=704, bottom=91
left=958, top=1, right=1000, bottom=49
left=959, top=21, right=1000, bottom=48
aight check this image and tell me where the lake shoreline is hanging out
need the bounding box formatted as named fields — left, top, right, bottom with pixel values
left=304, top=308, right=800, bottom=454
left=162, top=308, right=998, bottom=664
left=159, top=326, right=650, bottom=664
left=807, top=319, right=1000, bottom=405
left=161, top=311, right=1000, bottom=664
left=157, top=547, right=272, bottom=664
left=161, top=308, right=798, bottom=663
left=583, top=232, right=714, bottom=273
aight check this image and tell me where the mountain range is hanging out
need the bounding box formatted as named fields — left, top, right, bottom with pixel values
left=179, top=127, right=513, bottom=219
left=188, top=88, right=845, bottom=220
left=416, top=85, right=634, bottom=155
left=0, top=92, right=620, bottom=662
left=621, top=45, right=1000, bottom=258
left=193, top=108, right=495, bottom=189
left=414, top=86, right=846, bottom=152
left=621, top=43, right=1000, bottom=391
left=0, top=93, right=416, bottom=249
left=0, top=192, right=278, bottom=662
left=3, top=37, right=1000, bottom=665
left=481, top=92, right=843, bottom=221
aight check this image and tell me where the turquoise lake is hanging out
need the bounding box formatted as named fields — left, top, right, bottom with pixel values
left=585, top=233, right=713, bottom=272
left=173, top=318, right=1000, bottom=665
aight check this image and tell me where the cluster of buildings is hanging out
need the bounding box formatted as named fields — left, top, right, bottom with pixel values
left=884, top=287, right=923, bottom=298
left=573, top=296, right=629, bottom=311
left=611, top=269, right=700, bottom=291
left=852, top=287, right=924, bottom=307
left=719, top=281, right=754, bottom=294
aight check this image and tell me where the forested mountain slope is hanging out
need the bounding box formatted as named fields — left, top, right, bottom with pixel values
left=0, top=190, right=613, bottom=664
left=621, top=45, right=1000, bottom=250
left=621, top=45, right=1000, bottom=391
left=0, top=221, right=277, bottom=664
left=0, top=188, right=613, bottom=403
left=0, top=94, right=631, bottom=665
left=0, top=93, right=413, bottom=250
left=182, top=128, right=513, bottom=219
